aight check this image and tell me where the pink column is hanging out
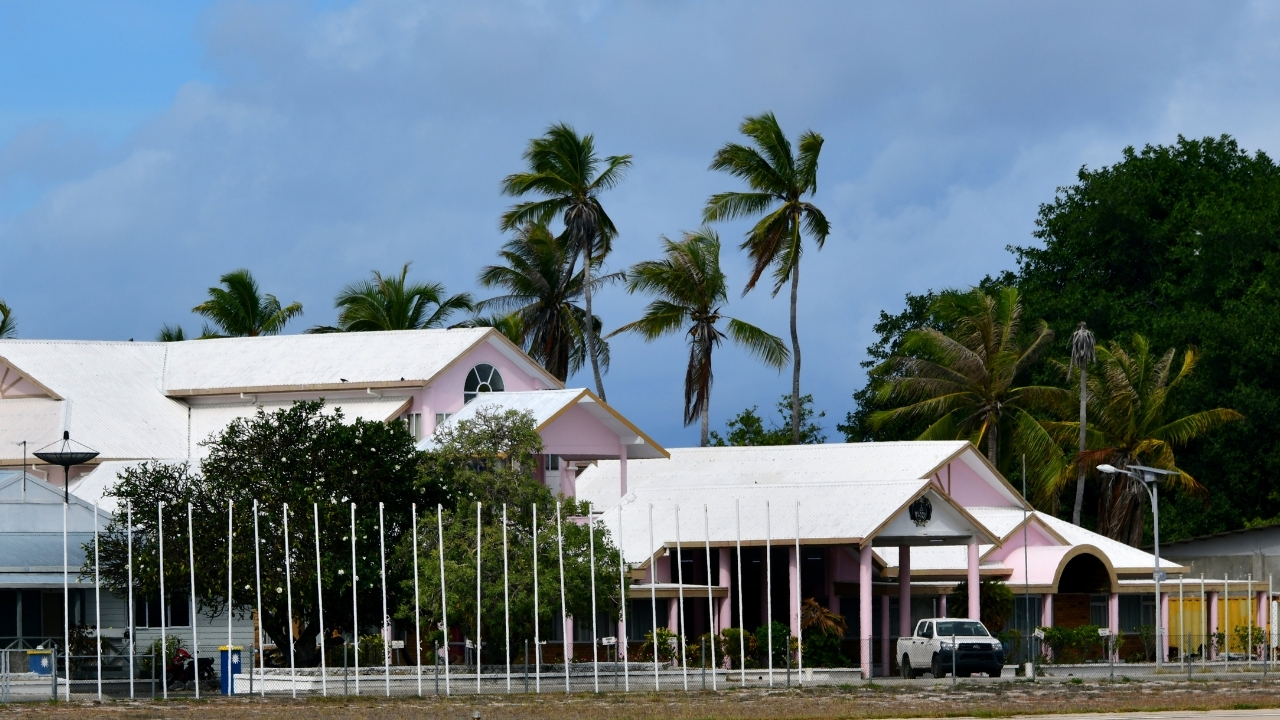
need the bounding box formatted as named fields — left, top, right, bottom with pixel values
left=618, top=446, right=628, bottom=497
left=718, top=548, right=732, bottom=631
left=859, top=545, right=873, bottom=679
left=1041, top=593, right=1054, bottom=627
left=899, top=545, right=912, bottom=637
left=1208, top=590, right=1219, bottom=660
left=939, top=593, right=947, bottom=618
left=561, top=462, right=577, bottom=498
left=1259, top=591, right=1269, bottom=642
left=880, top=595, right=891, bottom=677
left=825, top=549, right=839, bottom=613
left=1108, top=593, right=1120, bottom=660
left=668, top=599, right=679, bottom=634
left=1160, top=592, right=1170, bottom=662
left=788, top=546, right=801, bottom=638
left=967, top=539, right=980, bottom=620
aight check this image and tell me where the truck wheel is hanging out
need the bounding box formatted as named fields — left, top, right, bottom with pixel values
left=901, top=655, right=914, bottom=679
left=931, top=653, right=944, bottom=678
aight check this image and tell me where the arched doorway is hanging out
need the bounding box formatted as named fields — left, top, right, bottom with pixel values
left=1054, top=552, right=1112, bottom=630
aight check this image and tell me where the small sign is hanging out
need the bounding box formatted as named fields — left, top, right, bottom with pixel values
left=1032, top=629, right=1045, bottom=640
left=601, top=636, right=617, bottom=646
left=1153, top=570, right=1167, bottom=582
left=1097, top=628, right=1111, bottom=637
left=391, top=640, right=405, bottom=649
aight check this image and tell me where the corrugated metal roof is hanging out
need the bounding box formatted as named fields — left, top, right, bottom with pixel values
left=1035, top=511, right=1182, bottom=571
left=189, top=396, right=411, bottom=456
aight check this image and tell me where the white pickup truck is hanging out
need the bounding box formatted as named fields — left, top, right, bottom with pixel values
left=896, top=618, right=1005, bottom=678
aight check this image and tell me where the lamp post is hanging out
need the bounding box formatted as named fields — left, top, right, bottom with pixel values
left=1097, top=463, right=1179, bottom=671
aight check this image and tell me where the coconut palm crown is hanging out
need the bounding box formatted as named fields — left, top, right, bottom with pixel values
left=308, top=263, right=473, bottom=333
left=0, top=300, right=15, bottom=339
left=192, top=269, right=302, bottom=338
left=611, top=228, right=788, bottom=446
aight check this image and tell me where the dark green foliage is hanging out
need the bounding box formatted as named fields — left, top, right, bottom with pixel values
left=710, top=394, right=826, bottom=446
left=1039, top=624, right=1105, bottom=663
left=947, top=580, right=1015, bottom=633
left=753, top=620, right=792, bottom=667
left=800, top=628, right=847, bottom=668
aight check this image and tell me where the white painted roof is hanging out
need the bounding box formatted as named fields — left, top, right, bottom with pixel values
left=1035, top=511, right=1183, bottom=572
left=189, top=396, right=411, bottom=457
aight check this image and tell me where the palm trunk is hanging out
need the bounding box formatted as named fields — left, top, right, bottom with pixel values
left=986, top=420, right=998, bottom=463
left=789, top=257, right=801, bottom=444
left=701, top=393, right=710, bottom=447
left=1071, top=365, right=1088, bottom=525
left=583, top=241, right=606, bottom=401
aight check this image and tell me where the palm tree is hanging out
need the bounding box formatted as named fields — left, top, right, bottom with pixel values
left=192, top=269, right=303, bottom=338
left=456, top=313, right=525, bottom=348
left=703, top=112, right=829, bottom=444
left=500, top=123, right=632, bottom=400
left=308, top=263, right=473, bottom=333
left=611, top=229, right=788, bottom=446
left=1035, top=335, right=1243, bottom=545
left=477, top=224, right=617, bottom=382
left=869, top=287, right=1058, bottom=466
left=1068, top=322, right=1096, bottom=525
left=157, top=324, right=186, bottom=342
left=0, top=300, right=15, bottom=339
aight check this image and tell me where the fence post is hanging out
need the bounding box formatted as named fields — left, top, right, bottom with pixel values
left=434, top=641, right=439, bottom=696
left=701, top=637, right=706, bottom=690
left=951, top=635, right=957, bottom=688
left=51, top=649, right=57, bottom=700
left=525, top=640, right=529, bottom=694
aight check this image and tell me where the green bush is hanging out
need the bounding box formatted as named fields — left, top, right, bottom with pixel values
left=718, top=628, right=759, bottom=669
left=801, top=629, right=847, bottom=668
left=1040, top=625, right=1104, bottom=664
left=638, top=627, right=681, bottom=664
left=753, top=621, right=792, bottom=667
left=948, top=580, right=1015, bottom=632
left=139, top=635, right=183, bottom=676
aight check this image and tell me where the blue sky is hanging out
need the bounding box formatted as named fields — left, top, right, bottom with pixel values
left=2, top=1, right=1278, bottom=448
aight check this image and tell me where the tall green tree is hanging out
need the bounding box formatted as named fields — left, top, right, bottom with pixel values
left=612, top=228, right=788, bottom=446
left=477, top=223, right=616, bottom=382
left=703, top=112, right=829, bottom=444
left=711, top=394, right=826, bottom=447
left=192, top=269, right=303, bottom=337
left=1028, top=336, right=1243, bottom=545
left=868, top=287, right=1059, bottom=473
left=0, top=300, right=15, bottom=339
left=308, top=263, right=473, bottom=333
left=500, top=123, right=632, bottom=401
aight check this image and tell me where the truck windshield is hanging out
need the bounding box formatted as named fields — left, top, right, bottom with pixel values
left=934, top=621, right=989, bottom=637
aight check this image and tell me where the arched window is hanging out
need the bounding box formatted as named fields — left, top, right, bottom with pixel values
left=464, top=363, right=505, bottom=403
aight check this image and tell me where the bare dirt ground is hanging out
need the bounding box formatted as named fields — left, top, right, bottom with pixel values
left=6, top=680, right=1280, bottom=719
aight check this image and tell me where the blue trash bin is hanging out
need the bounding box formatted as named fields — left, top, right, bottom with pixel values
left=219, top=645, right=243, bottom=695
left=28, top=649, right=52, bottom=675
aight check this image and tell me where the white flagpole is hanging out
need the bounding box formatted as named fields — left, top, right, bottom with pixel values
left=765, top=500, right=773, bottom=688
left=379, top=502, right=389, bottom=697
left=254, top=501, right=264, bottom=696
left=502, top=504, right=511, bottom=694
left=159, top=501, right=168, bottom=700
left=437, top=503, right=450, bottom=696
left=127, top=500, right=135, bottom=699
left=532, top=503, right=540, bottom=694
left=618, top=503, right=629, bottom=692
left=62, top=496, right=69, bottom=701
left=413, top=504, right=421, bottom=697
left=675, top=504, right=687, bottom=691
left=227, top=500, right=234, bottom=695
left=284, top=504, right=295, bottom=698
left=648, top=502, right=658, bottom=691
left=795, top=501, right=802, bottom=685
left=94, top=500, right=102, bottom=701
left=350, top=503, right=359, bottom=696
left=703, top=504, right=715, bottom=690
left=188, top=502, right=200, bottom=700
left=314, top=503, right=327, bottom=696
left=556, top=501, right=568, bottom=694
left=735, top=499, right=745, bottom=685
left=589, top=505, right=599, bottom=693
left=476, top=501, right=483, bottom=695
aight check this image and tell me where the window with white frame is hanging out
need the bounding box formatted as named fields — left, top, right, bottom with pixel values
left=464, top=363, right=504, bottom=403
left=403, top=412, right=422, bottom=440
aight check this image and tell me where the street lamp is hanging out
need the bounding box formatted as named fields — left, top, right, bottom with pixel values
left=1097, top=463, right=1180, bottom=670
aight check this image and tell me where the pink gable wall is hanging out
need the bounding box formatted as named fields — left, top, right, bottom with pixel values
left=941, top=457, right=1018, bottom=507
left=417, top=341, right=553, bottom=433
left=985, top=519, right=1060, bottom=564
left=539, top=404, right=625, bottom=458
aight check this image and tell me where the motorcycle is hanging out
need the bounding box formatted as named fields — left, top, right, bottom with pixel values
left=167, top=647, right=217, bottom=692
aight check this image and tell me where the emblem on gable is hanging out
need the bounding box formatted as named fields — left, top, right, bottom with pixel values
left=909, top=496, right=932, bottom=527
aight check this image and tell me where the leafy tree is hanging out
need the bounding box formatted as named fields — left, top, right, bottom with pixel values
left=501, top=124, right=632, bottom=400
left=90, top=401, right=429, bottom=667
left=156, top=324, right=185, bottom=342
left=192, top=269, right=303, bottom=337
left=1010, top=135, right=1280, bottom=538
left=0, top=299, right=14, bottom=338
left=477, top=223, right=616, bottom=382
left=1029, top=336, right=1242, bottom=545
left=307, top=262, right=473, bottom=333
left=867, top=287, right=1059, bottom=476
left=710, top=394, right=826, bottom=446
left=947, top=579, right=1014, bottom=632
left=612, top=228, right=788, bottom=446
left=704, top=112, right=829, bottom=444
left=403, top=408, right=623, bottom=663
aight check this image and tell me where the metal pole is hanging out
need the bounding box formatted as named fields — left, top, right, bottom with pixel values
left=675, top=504, right=687, bottom=691
left=254, top=501, right=264, bottom=697
left=766, top=500, right=773, bottom=688
left=188, top=503, right=199, bottom=700
left=379, top=503, right=389, bottom=697
left=413, top=504, right=422, bottom=697
left=128, top=501, right=135, bottom=699
left=94, top=500, right=102, bottom=701
left=1201, top=574, right=1206, bottom=673
left=1249, top=574, right=1254, bottom=670
left=159, top=501, right=168, bottom=700
left=1150, top=479, right=1162, bottom=672
left=1179, top=574, right=1184, bottom=673
left=556, top=501, right=568, bottom=694
left=62, top=495, right=69, bottom=701
left=1225, top=575, right=1230, bottom=673
left=524, top=639, right=529, bottom=693
left=350, top=503, right=360, bottom=696
left=436, top=504, right=450, bottom=696
left=314, top=503, right=327, bottom=696
left=476, top=501, right=482, bottom=695
left=617, top=503, right=629, bottom=692
left=503, top=504, right=511, bottom=694
left=589, top=505, right=599, bottom=693
left=532, top=503, right=540, bottom=694
left=284, top=504, right=295, bottom=698
left=648, top=502, right=658, bottom=691
left=795, top=501, right=802, bottom=685
left=703, top=504, right=716, bottom=690
left=735, top=499, right=745, bottom=685
left=434, top=641, right=439, bottom=695
left=227, top=500, right=234, bottom=696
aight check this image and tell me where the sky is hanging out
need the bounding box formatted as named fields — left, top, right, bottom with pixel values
left=2, top=1, right=1279, bottom=449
